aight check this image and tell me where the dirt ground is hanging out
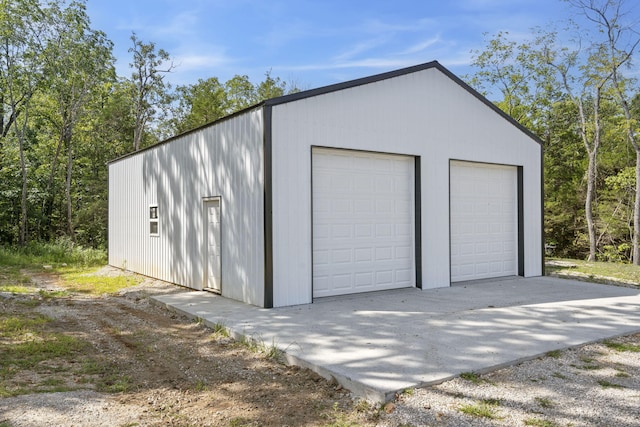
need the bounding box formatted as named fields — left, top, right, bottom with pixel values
left=0, top=269, right=373, bottom=426
left=3, top=268, right=640, bottom=427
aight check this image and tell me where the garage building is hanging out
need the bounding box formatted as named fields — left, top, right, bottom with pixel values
left=108, top=61, right=543, bottom=308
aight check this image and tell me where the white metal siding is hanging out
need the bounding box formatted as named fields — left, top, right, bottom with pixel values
left=108, top=108, right=265, bottom=306
left=271, top=67, right=542, bottom=306
left=450, top=161, right=518, bottom=282
left=312, top=148, right=414, bottom=297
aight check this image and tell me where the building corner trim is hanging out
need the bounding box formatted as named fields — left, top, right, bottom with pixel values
left=415, top=157, right=422, bottom=289
left=518, top=166, right=525, bottom=276
left=263, top=106, right=274, bottom=308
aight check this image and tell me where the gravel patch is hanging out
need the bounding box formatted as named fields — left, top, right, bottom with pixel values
left=378, top=335, right=640, bottom=426
left=0, top=391, right=145, bottom=427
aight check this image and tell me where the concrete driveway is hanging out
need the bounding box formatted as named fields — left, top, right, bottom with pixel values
left=152, top=276, right=640, bottom=402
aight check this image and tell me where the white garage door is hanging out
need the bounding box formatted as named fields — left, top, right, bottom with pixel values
left=450, top=161, right=518, bottom=282
left=312, top=148, right=415, bottom=298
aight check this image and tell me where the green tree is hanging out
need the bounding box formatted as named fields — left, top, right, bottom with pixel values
left=42, top=1, right=115, bottom=241
left=173, top=77, right=227, bottom=134
left=224, top=74, right=258, bottom=113
left=574, top=0, right=640, bottom=263
left=543, top=99, right=587, bottom=257
left=255, top=70, right=291, bottom=101
left=1, top=0, right=120, bottom=247
left=72, top=80, right=135, bottom=247
left=128, top=33, right=174, bottom=151
left=172, top=71, right=294, bottom=134
left=0, top=0, right=53, bottom=244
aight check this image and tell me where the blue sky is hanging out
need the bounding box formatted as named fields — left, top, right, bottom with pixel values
left=85, top=0, right=592, bottom=90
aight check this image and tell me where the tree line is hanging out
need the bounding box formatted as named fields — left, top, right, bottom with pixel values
left=2, top=0, right=639, bottom=265
left=0, top=0, right=295, bottom=249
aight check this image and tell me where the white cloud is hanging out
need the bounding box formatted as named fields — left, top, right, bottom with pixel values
left=151, top=10, right=200, bottom=38
left=259, top=20, right=314, bottom=49
left=277, top=57, right=421, bottom=72
left=360, top=17, right=437, bottom=34
left=400, top=35, right=443, bottom=55
left=333, top=36, right=391, bottom=62
left=173, top=52, right=232, bottom=72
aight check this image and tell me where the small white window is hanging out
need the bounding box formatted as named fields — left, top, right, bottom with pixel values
left=149, top=205, right=159, bottom=236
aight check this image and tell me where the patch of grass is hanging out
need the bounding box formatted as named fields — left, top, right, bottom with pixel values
left=460, top=371, right=482, bottom=384
left=598, top=380, right=624, bottom=389
left=237, top=333, right=260, bottom=352
left=459, top=400, right=502, bottom=419
left=545, top=257, right=640, bottom=285
left=579, top=364, right=601, bottom=370
left=535, top=397, right=554, bottom=408
left=577, top=357, right=601, bottom=370
left=228, top=418, right=253, bottom=427
left=545, top=350, right=562, bottom=358
left=3, top=334, right=87, bottom=370
left=38, top=289, right=70, bottom=299
left=0, top=264, right=33, bottom=286
left=263, top=339, right=282, bottom=360
left=603, top=340, right=640, bottom=352
left=236, top=333, right=282, bottom=360
left=97, top=374, right=133, bottom=393
left=40, top=377, right=65, bottom=387
left=0, top=314, right=50, bottom=338
left=0, top=308, right=87, bottom=386
left=524, top=418, right=556, bottom=427
left=79, top=360, right=111, bottom=375
left=193, top=380, right=208, bottom=391
left=16, top=298, right=41, bottom=308
left=552, top=372, right=567, bottom=379
left=211, top=322, right=229, bottom=337
left=323, top=402, right=360, bottom=427
left=402, top=387, right=415, bottom=396
left=55, top=267, right=140, bottom=294
left=0, top=242, right=116, bottom=296
left=0, top=239, right=106, bottom=269
left=353, top=399, right=372, bottom=412
left=0, top=284, right=32, bottom=294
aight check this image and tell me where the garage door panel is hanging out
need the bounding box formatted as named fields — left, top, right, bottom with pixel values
left=450, top=161, right=518, bottom=282
left=355, top=272, right=373, bottom=287
left=313, top=148, right=415, bottom=298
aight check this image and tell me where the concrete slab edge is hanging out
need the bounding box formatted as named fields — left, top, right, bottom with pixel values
left=150, top=296, right=394, bottom=402
left=416, top=328, right=640, bottom=390
left=148, top=297, right=640, bottom=404
left=390, top=327, right=640, bottom=400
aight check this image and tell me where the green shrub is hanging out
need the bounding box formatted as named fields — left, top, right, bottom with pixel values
left=0, top=238, right=106, bottom=268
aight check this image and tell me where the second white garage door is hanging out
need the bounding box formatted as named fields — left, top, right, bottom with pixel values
left=312, top=148, right=415, bottom=298
left=450, top=161, right=518, bottom=282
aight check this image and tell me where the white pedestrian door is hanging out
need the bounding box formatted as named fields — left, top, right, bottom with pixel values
left=204, top=199, right=221, bottom=292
